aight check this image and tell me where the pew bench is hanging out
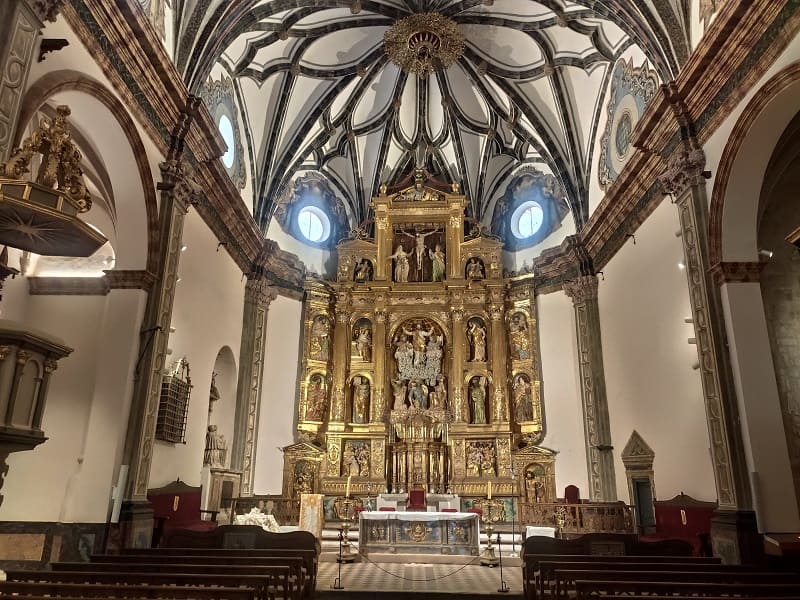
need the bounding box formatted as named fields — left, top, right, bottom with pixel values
left=573, top=579, right=800, bottom=599
left=0, top=581, right=256, bottom=599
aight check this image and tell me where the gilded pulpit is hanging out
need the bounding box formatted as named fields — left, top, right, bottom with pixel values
left=291, top=169, right=553, bottom=503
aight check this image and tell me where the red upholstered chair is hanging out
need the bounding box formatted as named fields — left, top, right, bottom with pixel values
left=379, top=506, right=396, bottom=512
left=407, top=488, right=426, bottom=512
left=442, top=508, right=458, bottom=513
left=467, top=507, right=483, bottom=517
left=564, top=485, right=581, bottom=504
left=147, top=479, right=217, bottom=547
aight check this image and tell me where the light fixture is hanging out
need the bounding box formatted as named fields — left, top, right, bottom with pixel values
left=384, top=13, right=465, bottom=76
left=181, top=245, right=188, bottom=252
left=758, top=248, right=773, bottom=258
left=684, top=317, right=693, bottom=324
left=678, top=261, right=686, bottom=270
left=176, top=277, right=181, bottom=283
left=688, top=337, right=696, bottom=344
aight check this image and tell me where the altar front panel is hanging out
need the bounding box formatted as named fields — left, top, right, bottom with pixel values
left=359, top=511, right=479, bottom=556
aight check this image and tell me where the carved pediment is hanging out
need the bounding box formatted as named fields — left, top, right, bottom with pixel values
left=461, top=235, right=503, bottom=252
left=621, top=430, right=654, bottom=467
left=337, top=238, right=378, bottom=253
left=513, top=444, right=557, bottom=458
left=283, top=441, right=325, bottom=459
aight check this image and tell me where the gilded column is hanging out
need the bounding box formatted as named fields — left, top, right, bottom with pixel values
left=660, top=148, right=755, bottom=562
left=488, top=286, right=509, bottom=423
left=371, top=307, right=387, bottom=422
left=563, top=275, right=617, bottom=502
left=329, top=293, right=351, bottom=424
left=0, top=1, right=61, bottom=160
left=231, top=275, right=278, bottom=496
left=449, top=295, right=466, bottom=423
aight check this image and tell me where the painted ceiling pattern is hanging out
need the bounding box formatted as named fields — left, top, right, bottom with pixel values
left=172, top=1, right=691, bottom=236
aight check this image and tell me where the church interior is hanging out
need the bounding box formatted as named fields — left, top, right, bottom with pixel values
left=0, top=0, right=799, bottom=597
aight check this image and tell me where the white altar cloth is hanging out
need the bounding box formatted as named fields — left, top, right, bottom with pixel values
left=525, top=525, right=556, bottom=539
left=361, top=510, right=478, bottom=522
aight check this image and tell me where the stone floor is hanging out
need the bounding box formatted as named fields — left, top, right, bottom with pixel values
left=316, top=559, right=524, bottom=599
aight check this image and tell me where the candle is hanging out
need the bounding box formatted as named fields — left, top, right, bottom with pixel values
left=346, top=475, right=352, bottom=498
left=488, top=481, right=492, bottom=499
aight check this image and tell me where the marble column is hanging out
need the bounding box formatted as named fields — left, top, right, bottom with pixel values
left=0, top=1, right=62, bottom=160
left=660, top=148, right=757, bottom=564
left=563, top=275, right=617, bottom=502
left=231, top=276, right=277, bottom=497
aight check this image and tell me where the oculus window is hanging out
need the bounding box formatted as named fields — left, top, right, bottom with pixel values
left=297, top=206, right=331, bottom=244
left=511, top=201, right=544, bottom=239
left=218, top=114, right=235, bottom=168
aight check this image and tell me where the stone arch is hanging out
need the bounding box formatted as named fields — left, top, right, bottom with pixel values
left=16, top=70, right=159, bottom=273
left=709, top=61, right=800, bottom=265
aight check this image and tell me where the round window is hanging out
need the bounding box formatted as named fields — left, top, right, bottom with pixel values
left=297, top=206, right=331, bottom=243
left=511, top=201, right=544, bottom=239
left=218, top=114, right=235, bottom=168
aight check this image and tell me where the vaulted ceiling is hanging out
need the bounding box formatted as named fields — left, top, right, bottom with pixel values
left=173, top=1, right=690, bottom=234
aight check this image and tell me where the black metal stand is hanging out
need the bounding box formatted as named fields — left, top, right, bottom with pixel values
left=332, top=528, right=345, bottom=589
left=496, top=533, right=509, bottom=593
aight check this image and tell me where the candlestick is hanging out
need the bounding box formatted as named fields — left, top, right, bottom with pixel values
left=346, top=475, right=351, bottom=498
left=488, top=480, right=492, bottom=499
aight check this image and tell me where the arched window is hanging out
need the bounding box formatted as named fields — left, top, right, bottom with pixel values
left=297, top=206, right=331, bottom=243
left=218, top=114, right=235, bottom=168
left=511, top=201, right=544, bottom=239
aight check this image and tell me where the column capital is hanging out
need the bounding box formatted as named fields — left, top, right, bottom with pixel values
left=563, top=274, right=599, bottom=303
left=29, top=0, right=63, bottom=23
left=158, top=160, right=202, bottom=212
left=659, top=148, right=706, bottom=199
left=245, top=276, right=278, bottom=307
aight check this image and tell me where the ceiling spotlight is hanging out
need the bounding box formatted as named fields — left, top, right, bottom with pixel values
left=684, top=317, right=693, bottom=324
left=688, top=337, right=696, bottom=344
left=176, top=277, right=182, bottom=283
left=181, top=245, right=188, bottom=252
left=758, top=248, right=773, bottom=259
left=678, top=261, right=686, bottom=270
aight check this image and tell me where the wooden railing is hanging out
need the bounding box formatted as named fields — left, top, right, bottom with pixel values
left=519, top=502, right=635, bottom=534
left=231, top=496, right=301, bottom=525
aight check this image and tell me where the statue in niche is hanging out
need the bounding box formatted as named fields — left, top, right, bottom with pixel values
left=402, top=322, right=433, bottom=368
left=352, top=376, right=370, bottom=424
left=399, top=226, right=440, bottom=281
left=466, top=441, right=496, bottom=477
left=204, top=425, right=227, bottom=468
left=389, top=244, right=411, bottom=282
left=393, top=319, right=443, bottom=383
left=407, top=379, right=428, bottom=409
left=466, top=257, right=485, bottom=281
left=353, top=258, right=373, bottom=283
left=294, top=461, right=315, bottom=495
left=509, top=313, right=531, bottom=360
left=353, top=320, right=372, bottom=362
left=513, top=374, right=534, bottom=422
left=309, top=315, right=330, bottom=361
left=468, top=318, right=487, bottom=363
left=430, top=243, right=446, bottom=282
left=391, top=378, right=408, bottom=410
left=429, top=374, right=447, bottom=409
left=343, top=441, right=370, bottom=477
left=469, top=376, right=488, bottom=424
left=525, top=464, right=546, bottom=503
left=305, top=374, right=327, bottom=421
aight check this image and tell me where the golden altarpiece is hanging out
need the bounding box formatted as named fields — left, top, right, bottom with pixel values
left=286, top=172, right=556, bottom=508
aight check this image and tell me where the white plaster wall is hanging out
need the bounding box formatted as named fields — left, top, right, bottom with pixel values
left=538, top=291, right=589, bottom=496
left=149, top=210, right=245, bottom=489
left=598, top=200, right=715, bottom=503
left=266, top=220, right=332, bottom=279
left=253, top=296, right=303, bottom=494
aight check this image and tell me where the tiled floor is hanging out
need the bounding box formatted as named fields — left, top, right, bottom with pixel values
left=317, top=559, right=523, bottom=598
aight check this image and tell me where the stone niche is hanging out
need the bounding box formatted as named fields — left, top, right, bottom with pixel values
left=0, top=321, right=72, bottom=503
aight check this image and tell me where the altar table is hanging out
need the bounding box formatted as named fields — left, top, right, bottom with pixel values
left=359, top=511, right=480, bottom=556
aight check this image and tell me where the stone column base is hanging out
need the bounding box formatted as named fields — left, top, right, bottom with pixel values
left=710, top=509, right=762, bottom=564
left=115, top=501, right=154, bottom=550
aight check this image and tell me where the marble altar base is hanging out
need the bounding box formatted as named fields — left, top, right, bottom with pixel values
left=359, top=511, right=479, bottom=556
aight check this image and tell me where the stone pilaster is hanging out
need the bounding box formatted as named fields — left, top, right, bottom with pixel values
left=0, top=1, right=59, bottom=161
left=231, top=276, right=278, bottom=496
left=563, top=274, right=617, bottom=502
left=660, top=148, right=757, bottom=563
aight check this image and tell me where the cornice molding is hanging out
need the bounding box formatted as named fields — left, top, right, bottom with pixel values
left=710, top=261, right=765, bottom=285
left=28, top=276, right=109, bottom=295
left=104, top=269, right=157, bottom=291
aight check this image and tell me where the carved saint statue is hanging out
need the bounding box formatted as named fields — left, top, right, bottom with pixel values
left=343, top=445, right=361, bottom=477
left=309, top=316, right=330, bottom=361
left=407, top=379, right=428, bottom=409
left=204, top=425, right=227, bottom=468
left=402, top=322, right=433, bottom=368
left=353, top=324, right=372, bottom=362
left=389, top=244, right=411, bottom=283
left=469, top=376, right=488, bottom=424
left=429, top=374, right=447, bottom=409
left=509, top=313, right=531, bottom=360
left=391, top=378, right=407, bottom=410
left=352, top=376, right=370, bottom=424
left=399, top=226, right=440, bottom=280
left=468, top=319, right=487, bottom=363
left=430, top=244, right=446, bottom=282
left=513, top=374, right=534, bottom=422
left=305, top=375, right=327, bottom=421
left=353, top=259, right=373, bottom=283
left=466, top=257, right=485, bottom=281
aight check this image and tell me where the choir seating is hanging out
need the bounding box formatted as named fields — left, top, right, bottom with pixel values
left=147, top=479, right=217, bottom=547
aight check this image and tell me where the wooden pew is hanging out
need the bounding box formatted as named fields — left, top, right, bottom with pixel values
left=574, top=579, right=800, bottom=599
left=0, top=581, right=256, bottom=599
left=87, top=554, right=307, bottom=599
left=522, top=553, right=721, bottom=599
left=4, top=570, right=286, bottom=600
left=54, top=561, right=302, bottom=600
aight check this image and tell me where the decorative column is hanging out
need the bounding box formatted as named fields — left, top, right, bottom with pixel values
left=329, top=293, right=351, bottom=425
left=231, top=275, right=278, bottom=496
left=448, top=292, right=466, bottom=423
left=371, top=306, right=387, bottom=423
left=487, top=286, right=509, bottom=424
left=0, top=1, right=62, bottom=161
left=563, top=275, right=617, bottom=502
left=660, top=148, right=757, bottom=564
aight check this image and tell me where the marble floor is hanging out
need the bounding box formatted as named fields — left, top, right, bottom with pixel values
left=316, top=559, right=524, bottom=599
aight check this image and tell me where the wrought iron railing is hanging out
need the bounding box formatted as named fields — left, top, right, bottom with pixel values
left=519, top=502, right=634, bottom=534
left=231, top=496, right=301, bottom=526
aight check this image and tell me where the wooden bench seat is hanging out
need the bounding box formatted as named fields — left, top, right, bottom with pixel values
left=573, top=579, right=800, bottom=599
left=4, top=570, right=287, bottom=600
left=0, top=581, right=256, bottom=599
